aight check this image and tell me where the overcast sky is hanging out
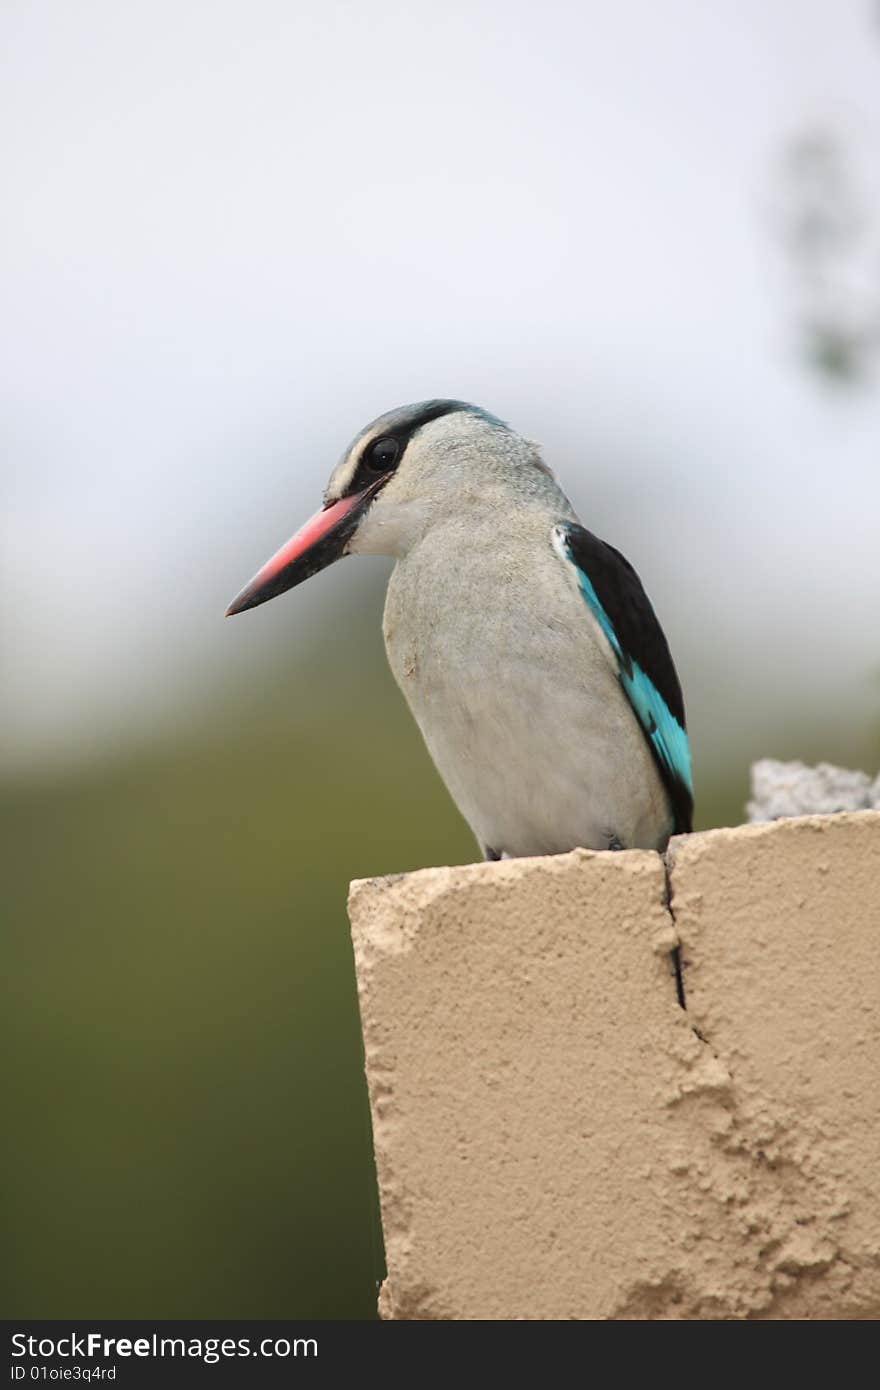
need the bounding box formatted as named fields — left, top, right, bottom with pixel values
left=3, top=0, right=879, bottom=771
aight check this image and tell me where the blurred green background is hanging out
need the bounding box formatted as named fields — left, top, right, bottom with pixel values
left=3, top=594, right=475, bottom=1318
left=3, top=0, right=880, bottom=1319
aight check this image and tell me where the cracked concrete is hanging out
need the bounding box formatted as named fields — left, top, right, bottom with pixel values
left=349, top=811, right=880, bottom=1319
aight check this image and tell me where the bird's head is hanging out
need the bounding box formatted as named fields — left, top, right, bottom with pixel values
left=225, top=399, right=553, bottom=616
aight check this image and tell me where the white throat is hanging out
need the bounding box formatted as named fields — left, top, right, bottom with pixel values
left=348, top=496, right=432, bottom=558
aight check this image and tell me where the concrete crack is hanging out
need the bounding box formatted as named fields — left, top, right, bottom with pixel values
left=662, top=851, right=687, bottom=1011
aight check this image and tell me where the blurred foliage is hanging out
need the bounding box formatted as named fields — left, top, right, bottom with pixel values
left=0, top=586, right=860, bottom=1318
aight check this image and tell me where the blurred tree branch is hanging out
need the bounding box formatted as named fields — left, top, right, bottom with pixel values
left=772, top=126, right=880, bottom=382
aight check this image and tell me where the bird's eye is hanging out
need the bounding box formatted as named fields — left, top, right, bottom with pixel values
left=367, top=436, right=400, bottom=471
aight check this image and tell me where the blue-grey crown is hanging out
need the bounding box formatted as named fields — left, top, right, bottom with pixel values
left=354, top=399, right=508, bottom=449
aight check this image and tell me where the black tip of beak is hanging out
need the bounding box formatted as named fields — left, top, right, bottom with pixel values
left=224, top=569, right=299, bottom=617
left=224, top=594, right=251, bottom=617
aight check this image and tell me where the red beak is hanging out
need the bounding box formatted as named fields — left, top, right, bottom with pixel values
left=225, top=484, right=378, bottom=616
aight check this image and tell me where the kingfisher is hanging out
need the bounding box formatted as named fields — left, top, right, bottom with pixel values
left=226, top=401, right=693, bottom=858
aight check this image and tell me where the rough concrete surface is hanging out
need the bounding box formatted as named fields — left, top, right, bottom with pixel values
left=349, top=812, right=880, bottom=1319
left=747, top=758, right=880, bottom=821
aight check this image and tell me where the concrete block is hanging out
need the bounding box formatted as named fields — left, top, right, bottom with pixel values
left=667, top=812, right=880, bottom=1319
left=349, top=812, right=880, bottom=1319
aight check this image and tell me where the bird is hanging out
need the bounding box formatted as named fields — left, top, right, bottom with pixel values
left=226, top=400, right=693, bottom=858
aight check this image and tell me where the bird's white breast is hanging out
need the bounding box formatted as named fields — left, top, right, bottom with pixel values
left=382, top=511, right=671, bottom=856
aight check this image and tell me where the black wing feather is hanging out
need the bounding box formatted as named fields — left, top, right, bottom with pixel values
left=562, top=523, right=693, bottom=834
